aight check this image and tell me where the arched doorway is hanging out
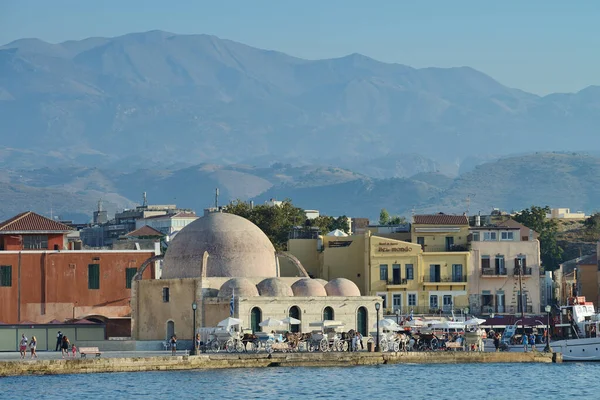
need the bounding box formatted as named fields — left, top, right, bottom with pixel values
left=250, top=307, right=262, bottom=333
left=323, top=306, right=334, bottom=321
left=166, top=320, right=175, bottom=340
left=289, top=306, right=301, bottom=333
left=357, top=307, right=368, bottom=336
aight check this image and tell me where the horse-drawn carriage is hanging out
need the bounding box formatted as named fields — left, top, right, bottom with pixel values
left=204, top=329, right=245, bottom=353
left=307, top=321, right=347, bottom=352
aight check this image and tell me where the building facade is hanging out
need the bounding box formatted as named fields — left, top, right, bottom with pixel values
left=469, top=225, right=542, bottom=315
left=135, top=212, right=198, bottom=236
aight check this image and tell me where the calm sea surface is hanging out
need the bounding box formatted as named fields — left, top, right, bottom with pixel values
left=2, top=363, right=598, bottom=399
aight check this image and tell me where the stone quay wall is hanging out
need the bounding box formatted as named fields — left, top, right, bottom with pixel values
left=0, top=351, right=560, bottom=377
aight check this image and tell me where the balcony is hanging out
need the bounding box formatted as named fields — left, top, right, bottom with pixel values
left=387, top=278, right=409, bottom=286
left=481, top=268, right=507, bottom=277
left=423, top=244, right=470, bottom=253
left=513, top=267, right=533, bottom=276
left=421, top=275, right=467, bottom=284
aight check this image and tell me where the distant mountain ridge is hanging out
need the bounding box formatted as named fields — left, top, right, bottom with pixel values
left=2, top=30, right=600, bottom=170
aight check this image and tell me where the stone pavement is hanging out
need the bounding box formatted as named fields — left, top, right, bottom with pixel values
left=0, top=350, right=188, bottom=362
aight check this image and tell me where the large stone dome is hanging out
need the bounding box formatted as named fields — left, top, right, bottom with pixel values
left=324, top=278, right=361, bottom=296
left=162, top=212, right=278, bottom=279
left=257, top=278, right=294, bottom=297
left=218, top=278, right=259, bottom=298
left=291, top=279, right=327, bottom=297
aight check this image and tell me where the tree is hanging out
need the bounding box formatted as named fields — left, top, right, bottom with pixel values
left=584, top=213, right=600, bottom=233
left=224, top=199, right=305, bottom=251
left=389, top=215, right=407, bottom=225
left=308, top=215, right=350, bottom=234
left=379, top=209, right=390, bottom=225
left=513, top=206, right=563, bottom=271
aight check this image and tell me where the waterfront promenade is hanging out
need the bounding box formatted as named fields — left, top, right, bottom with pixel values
left=0, top=350, right=559, bottom=377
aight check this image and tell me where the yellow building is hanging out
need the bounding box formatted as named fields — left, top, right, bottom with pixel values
left=287, top=214, right=471, bottom=316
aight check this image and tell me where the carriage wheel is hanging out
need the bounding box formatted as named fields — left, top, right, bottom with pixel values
left=338, top=340, right=349, bottom=352
left=393, top=342, right=400, bottom=352
left=211, top=340, right=220, bottom=353
left=266, top=342, right=274, bottom=354
left=253, top=340, right=261, bottom=353
left=380, top=339, right=389, bottom=352
left=319, top=338, right=329, bottom=352
left=431, top=338, right=439, bottom=351
left=226, top=339, right=235, bottom=353
left=236, top=341, right=245, bottom=353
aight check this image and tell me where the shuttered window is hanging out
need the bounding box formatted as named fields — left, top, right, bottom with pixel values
left=88, top=264, right=100, bottom=289
left=0, top=266, right=12, bottom=287
left=125, top=268, right=137, bottom=289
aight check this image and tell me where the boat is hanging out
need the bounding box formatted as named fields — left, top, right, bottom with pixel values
left=550, top=296, right=600, bottom=361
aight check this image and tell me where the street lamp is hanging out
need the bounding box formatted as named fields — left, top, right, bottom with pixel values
left=544, top=305, right=552, bottom=352
left=375, top=302, right=381, bottom=352
left=192, top=302, right=197, bottom=354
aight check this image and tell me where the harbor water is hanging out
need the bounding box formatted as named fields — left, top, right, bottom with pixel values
left=2, top=363, right=599, bottom=399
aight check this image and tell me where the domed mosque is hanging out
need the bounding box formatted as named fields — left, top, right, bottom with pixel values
left=131, top=211, right=378, bottom=341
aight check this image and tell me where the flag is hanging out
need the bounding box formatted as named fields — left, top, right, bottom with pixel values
left=229, top=288, right=235, bottom=316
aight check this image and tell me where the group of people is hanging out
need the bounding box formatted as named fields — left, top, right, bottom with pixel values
left=18, top=334, right=37, bottom=359
left=349, top=331, right=364, bottom=351
left=56, top=330, right=77, bottom=358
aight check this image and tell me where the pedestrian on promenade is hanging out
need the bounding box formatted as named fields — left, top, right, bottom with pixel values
left=493, top=333, right=500, bottom=352
left=19, top=334, right=28, bottom=359
left=194, top=334, right=201, bottom=354
left=72, top=343, right=78, bottom=358
left=170, top=335, right=177, bottom=356
left=61, top=336, right=70, bottom=358
left=30, top=336, right=38, bottom=359
left=522, top=333, right=528, bottom=352
left=357, top=331, right=364, bottom=350
left=529, top=333, right=536, bottom=351
left=55, top=331, right=63, bottom=351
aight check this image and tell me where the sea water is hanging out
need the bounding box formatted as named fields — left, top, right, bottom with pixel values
left=2, top=363, right=598, bottom=399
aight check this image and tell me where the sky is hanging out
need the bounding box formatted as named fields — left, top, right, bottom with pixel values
left=1, top=0, right=599, bottom=95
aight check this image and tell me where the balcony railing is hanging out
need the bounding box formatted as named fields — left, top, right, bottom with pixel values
left=481, top=268, right=507, bottom=276
left=387, top=278, right=408, bottom=286
left=423, top=244, right=470, bottom=253
left=513, top=267, right=533, bottom=276
left=383, top=306, right=467, bottom=316
left=471, top=305, right=533, bottom=314
left=421, top=275, right=467, bottom=283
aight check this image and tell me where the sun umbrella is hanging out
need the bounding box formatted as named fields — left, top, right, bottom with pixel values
left=465, top=318, right=486, bottom=326
left=373, top=319, right=401, bottom=330
left=281, top=317, right=301, bottom=325
left=259, top=318, right=284, bottom=327
left=217, top=317, right=241, bottom=329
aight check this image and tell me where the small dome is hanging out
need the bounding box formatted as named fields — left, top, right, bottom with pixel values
left=218, top=278, right=259, bottom=298
left=325, top=278, right=361, bottom=296
left=257, top=278, right=294, bottom=297
left=291, top=279, right=327, bottom=297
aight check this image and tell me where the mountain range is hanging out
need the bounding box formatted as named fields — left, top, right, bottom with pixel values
left=2, top=30, right=600, bottom=171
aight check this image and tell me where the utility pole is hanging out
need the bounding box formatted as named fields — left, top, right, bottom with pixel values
left=518, top=257, right=525, bottom=337
left=215, top=188, right=219, bottom=209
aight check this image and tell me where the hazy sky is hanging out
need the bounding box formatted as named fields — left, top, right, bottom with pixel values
left=1, top=0, right=598, bottom=95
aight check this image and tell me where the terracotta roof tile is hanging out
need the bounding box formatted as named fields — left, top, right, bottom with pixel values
left=125, top=225, right=164, bottom=237
left=0, top=211, right=73, bottom=233
left=413, top=214, right=469, bottom=225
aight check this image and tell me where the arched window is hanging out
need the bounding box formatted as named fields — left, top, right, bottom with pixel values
left=323, top=306, right=334, bottom=321
left=289, top=306, right=301, bottom=333
left=250, top=307, right=262, bottom=333
left=357, top=307, right=368, bottom=336
left=166, top=320, right=175, bottom=340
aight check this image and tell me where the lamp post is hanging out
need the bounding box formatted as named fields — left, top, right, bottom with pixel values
left=192, top=302, right=197, bottom=354
left=375, top=302, right=381, bottom=352
left=544, top=305, right=552, bottom=352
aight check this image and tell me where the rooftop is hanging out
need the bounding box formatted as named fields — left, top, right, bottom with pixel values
left=142, top=211, right=197, bottom=220
left=413, top=214, right=469, bottom=225
left=0, top=211, right=73, bottom=233
left=124, top=225, right=164, bottom=237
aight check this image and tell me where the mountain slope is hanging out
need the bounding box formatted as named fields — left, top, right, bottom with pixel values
left=2, top=31, right=599, bottom=168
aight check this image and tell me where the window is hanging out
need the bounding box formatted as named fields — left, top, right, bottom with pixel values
left=392, top=264, right=401, bottom=284
left=514, top=256, right=527, bottom=274
left=472, top=232, right=480, bottom=242
left=88, top=264, right=100, bottom=289
left=430, top=295, right=438, bottom=309
left=495, top=255, right=505, bottom=274
left=392, top=294, right=402, bottom=312
left=323, top=306, right=334, bottom=321
left=379, top=264, right=388, bottom=281
left=481, top=255, right=490, bottom=269
left=452, top=264, right=463, bottom=282
left=162, top=287, right=170, bottom=302
left=408, top=294, right=417, bottom=306
left=501, top=231, right=514, bottom=240
left=417, top=237, right=425, bottom=248
left=483, top=232, right=497, bottom=241
left=125, top=268, right=137, bottom=289
left=377, top=293, right=387, bottom=309
left=0, top=265, right=12, bottom=287
left=23, top=235, right=48, bottom=249
left=405, top=264, right=414, bottom=280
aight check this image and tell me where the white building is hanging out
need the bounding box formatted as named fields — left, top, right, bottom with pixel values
left=136, top=212, right=198, bottom=236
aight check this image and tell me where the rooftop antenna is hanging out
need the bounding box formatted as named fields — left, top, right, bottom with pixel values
left=466, top=193, right=475, bottom=215
left=142, top=192, right=148, bottom=207
left=215, top=188, right=219, bottom=208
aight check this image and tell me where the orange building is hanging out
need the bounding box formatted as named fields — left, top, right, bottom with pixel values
left=0, top=212, right=159, bottom=337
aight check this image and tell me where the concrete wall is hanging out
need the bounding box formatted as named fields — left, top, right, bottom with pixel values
left=322, top=236, right=365, bottom=289
left=287, top=239, right=320, bottom=278
left=0, top=324, right=105, bottom=351
left=411, top=224, right=470, bottom=251
left=577, top=264, right=599, bottom=308
left=1, top=234, right=66, bottom=251
left=0, top=250, right=156, bottom=324
left=469, top=240, right=541, bottom=314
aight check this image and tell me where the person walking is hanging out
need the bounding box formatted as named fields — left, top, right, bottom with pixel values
left=357, top=331, right=364, bottom=350
left=55, top=331, right=63, bottom=352
left=529, top=333, right=536, bottom=351
left=19, top=334, right=28, bottom=359
left=493, top=332, right=500, bottom=352
left=194, top=334, right=201, bottom=355
left=29, top=336, right=38, bottom=359
left=61, top=335, right=70, bottom=358
left=170, top=335, right=177, bottom=356
left=522, top=333, right=528, bottom=353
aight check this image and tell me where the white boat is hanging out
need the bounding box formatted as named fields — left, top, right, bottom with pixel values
left=550, top=297, right=600, bottom=362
